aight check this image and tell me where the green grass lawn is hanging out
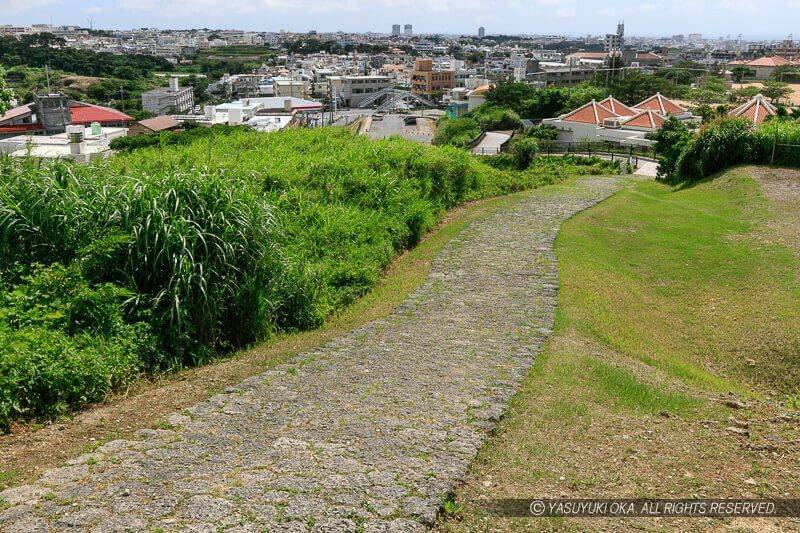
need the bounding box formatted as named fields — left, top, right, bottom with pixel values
left=443, top=168, right=800, bottom=531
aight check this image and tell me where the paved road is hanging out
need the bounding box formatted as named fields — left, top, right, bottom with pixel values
left=367, top=115, right=432, bottom=144
left=0, top=177, right=624, bottom=532
left=471, top=131, right=512, bottom=155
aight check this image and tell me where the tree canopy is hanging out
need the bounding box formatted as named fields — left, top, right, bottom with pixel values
left=0, top=34, right=170, bottom=79
left=0, top=66, right=14, bottom=114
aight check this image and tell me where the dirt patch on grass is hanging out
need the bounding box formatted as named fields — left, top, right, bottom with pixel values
left=59, top=75, right=103, bottom=91
left=751, top=166, right=800, bottom=256
left=441, top=330, right=800, bottom=532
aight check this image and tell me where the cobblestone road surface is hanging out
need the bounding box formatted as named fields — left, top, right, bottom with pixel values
left=0, top=177, right=622, bottom=532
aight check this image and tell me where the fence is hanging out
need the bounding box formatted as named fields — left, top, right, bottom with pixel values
left=541, top=141, right=658, bottom=161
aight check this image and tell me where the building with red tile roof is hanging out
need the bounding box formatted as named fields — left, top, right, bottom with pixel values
left=633, top=93, right=688, bottom=117
left=543, top=93, right=699, bottom=147
left=728, top=56, right=798, bottom=80
left=561, top=100, right=617, bottom=125
left=728, top=94, right=778, bottom=125
left=620, top=109, right=666, bottom=130
left=598, top=96, right=638, bottom=116
left=0, top=96, right=132, bottom=138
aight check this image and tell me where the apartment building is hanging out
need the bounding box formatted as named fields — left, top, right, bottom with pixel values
left=141, top=77, right=194, bottom=115
left=327, top=75, right=392, bottom=107
left=410, top=58, right=454, bottom=99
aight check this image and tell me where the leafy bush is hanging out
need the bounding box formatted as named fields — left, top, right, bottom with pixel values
left=525, top=123, right=558, bottom=141
left=512, top=137, right=539, bottom=169
left=654, top=117, right=800, bottom=184
left=432, top=116, right=481, bottom=147
left=2, top=127, right=602, bottom=426
left=647, top=116, right=693, bottom=181
left=471, top=105, right=522, bottom=131
left=433, top=105, right=521, bottom=148
left=110, top=124, right=244, bottom=152
left=676, top=119, right=755, bottom=181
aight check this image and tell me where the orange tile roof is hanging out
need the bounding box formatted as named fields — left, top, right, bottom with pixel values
left=469, top=84, right=492, bottom=95
left=634, top=93, right=687, bottom=115
left=745, top=55, right=795, bottom=67
left=598, top=96, right=638, bottom=116
left=565, top=51, right=610, bottom=60
left=561, top=100, right=617, bottom=125
left=620, top=109, right=665, bottom=130
left=635, top=52, right=662, bottom=60
left=728, top=94, right=778, bottom=125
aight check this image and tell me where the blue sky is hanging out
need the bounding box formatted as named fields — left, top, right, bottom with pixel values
left=2, top=0, right=797, bottom=39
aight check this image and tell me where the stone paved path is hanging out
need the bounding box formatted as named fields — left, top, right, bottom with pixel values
left=0, top=177, right=623, bottom=532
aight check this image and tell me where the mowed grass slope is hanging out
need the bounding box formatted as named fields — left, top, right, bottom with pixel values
left=445, top=169, right=800, bottom=532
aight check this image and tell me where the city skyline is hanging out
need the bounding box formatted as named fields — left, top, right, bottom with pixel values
left=2, top=0, right=798, bottom=40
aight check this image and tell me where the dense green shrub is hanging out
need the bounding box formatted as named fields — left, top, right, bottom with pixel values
left=676, top=119, right=755, bottom=181
left=0, top=263, right=156, bottom=428
left=524, top=123, right=559, bottom=141
left=432, top=116, right=481, bottom=147
left=471, top=105, right=522, bottom=131
left=110, top=124, right=244, bottom=152
left=512, top=137, right=539, bottom=169
left=653, top=117, right=800, bottom=184
left=2, top=127, right=609, bottom=426
left=647, top=116, right=694, bottom=181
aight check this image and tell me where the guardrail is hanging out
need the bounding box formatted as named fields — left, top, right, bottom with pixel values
left=541, top=141, right=658, bottom=161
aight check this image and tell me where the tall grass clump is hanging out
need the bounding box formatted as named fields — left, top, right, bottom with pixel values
left=0, top=127, right=615, bottom=427
left=651, top=116, right=800, bottom=184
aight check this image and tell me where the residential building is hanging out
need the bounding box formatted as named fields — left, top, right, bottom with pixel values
left=410, top=58, right=454, bottom=99
left=0, top=94, right=132, bottom=138
left=404, top=24, right=413, bottom=37
left=274, top=77, right=310, bottom=98
left=127, top=116, right=181, bottom=137
left=0, top=125, right=127, bottom=161
left=604, top=22, right=625, bottom=52
left=327, top=75, right=392, bottom=107
left=478, top=27, right=485, bottom=39
left=392, top=24, right=401, bottom=37
left=728, top=56, right=797, bottom=80
left=141, top=76, right=194, bottom=115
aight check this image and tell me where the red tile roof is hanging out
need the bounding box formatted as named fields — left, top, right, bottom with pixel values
left=136, top=115, right=180, bottom=132
left=561, top=100, right=617, bottom=125
left=635, top=52, right=663, bottom=60
left=728, top=94, right=777, bottom=125
left=565, top=51, right=611, bottom=61
left=620, top=109, right=665, bottom=130
left=598, top=96, right=638, bottom=116
left=745, top=56, right=795, bottom=67
left=633, top=93, right=687, bottom=115
left=69, top=102, right=133, bottom=125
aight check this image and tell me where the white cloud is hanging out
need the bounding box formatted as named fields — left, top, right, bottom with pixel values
left=0, top=0, right=59, bottom=15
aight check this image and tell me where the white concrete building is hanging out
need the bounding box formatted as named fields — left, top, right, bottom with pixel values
left=0, top=125, right=127, bottom=162
left=141, top=77, right=194, bottom=115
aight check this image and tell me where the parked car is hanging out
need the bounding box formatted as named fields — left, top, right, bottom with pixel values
left=403, top=116, right=417, bottom=125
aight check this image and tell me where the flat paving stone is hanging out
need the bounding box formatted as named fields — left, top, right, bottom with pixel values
left=0, top=177, right=623, bottom=531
